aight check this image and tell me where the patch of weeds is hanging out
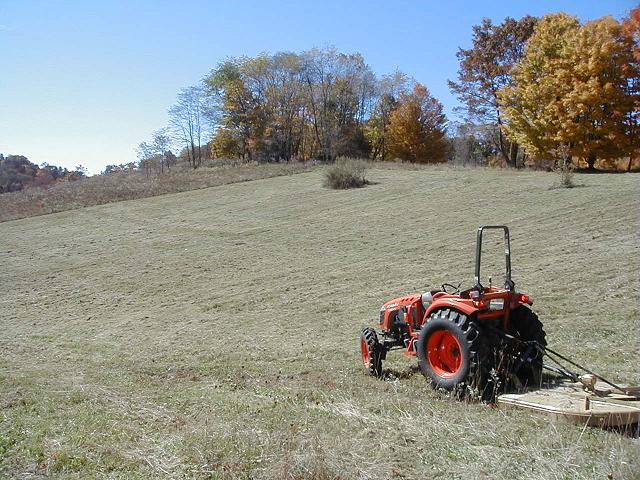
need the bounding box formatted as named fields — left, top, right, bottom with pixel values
left=50, top=451, right=88, bottom=473
left=0, top=430, right=20, bottom=457
left=553, top=162, right=576, bottom=188
left=201, top=302, right=223, bottom=313
left=550, top=145, right=581, bottom=189
left=180, top=432, right=264, bottom=479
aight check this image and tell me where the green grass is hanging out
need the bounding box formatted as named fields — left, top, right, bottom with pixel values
left=1, top=167, right=638, bottom=479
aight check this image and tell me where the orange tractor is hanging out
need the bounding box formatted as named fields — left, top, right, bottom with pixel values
left=360, top=225, right=547, bottom=399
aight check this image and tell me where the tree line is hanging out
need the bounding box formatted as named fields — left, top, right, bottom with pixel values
left=150, top=49, right=448, bottom=170
left=450, top=9, right=638, bottom=170
left=151, top=8, right=637, bottom=172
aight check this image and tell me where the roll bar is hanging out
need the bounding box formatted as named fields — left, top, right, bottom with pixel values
left=474, top=225, right=514, bottom=291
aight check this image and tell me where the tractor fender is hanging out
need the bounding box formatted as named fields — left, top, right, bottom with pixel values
left=423, top=298, right=477, bottom=324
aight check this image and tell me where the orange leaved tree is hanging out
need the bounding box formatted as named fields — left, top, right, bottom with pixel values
left=386, top=84, right=448, bottom=163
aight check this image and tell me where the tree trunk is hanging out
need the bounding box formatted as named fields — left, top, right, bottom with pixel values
left=305, top=78, right=322, bottom=158
left=495, top=107, right=512, bottom=167
left=508, top=141, right=519, bottom=168
left=191, top=141, right=197, bottom=169
left=587, top=152, right=597, bottom=171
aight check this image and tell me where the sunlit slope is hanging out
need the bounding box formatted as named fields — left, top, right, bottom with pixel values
left=1, top=168, right=638, bottom=479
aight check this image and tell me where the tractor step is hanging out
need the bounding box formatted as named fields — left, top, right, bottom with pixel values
left=497, top=380, right=640, bottom=429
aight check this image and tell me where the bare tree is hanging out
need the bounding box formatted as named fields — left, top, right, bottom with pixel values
left=152, top=128, right=171, bottom=173
left=136, top=141, right=156, bottom=177
left=168, top=85, right=213, bottom=169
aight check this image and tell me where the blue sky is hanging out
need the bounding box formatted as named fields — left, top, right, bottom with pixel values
left=0, top=0, right=634, bottom=174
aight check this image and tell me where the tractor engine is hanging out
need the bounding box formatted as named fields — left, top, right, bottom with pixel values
left=379, top=290, right=440, bottom=338
left=379, top=293, right=422, bottom=338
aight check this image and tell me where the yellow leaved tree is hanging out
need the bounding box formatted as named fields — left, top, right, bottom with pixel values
left=499, top=13, right=639, bottom=170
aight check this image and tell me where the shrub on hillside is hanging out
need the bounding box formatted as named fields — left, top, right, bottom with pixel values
left=323, top=157, right=369, bottom=190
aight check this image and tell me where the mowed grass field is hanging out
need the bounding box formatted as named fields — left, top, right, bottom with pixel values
left=1, top=166, right=639, bottom=479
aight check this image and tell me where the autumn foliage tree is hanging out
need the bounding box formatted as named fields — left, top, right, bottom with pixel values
left=623, top=6, right=640, bottom=62
left=449, top=16, right=537, bottom=167
left=207, top=58, right=270, bottom=161
left=0, top=154, right=79, bottom=193
left=499, top=13, right=639, bottom=169
left=206, top=49, right=376, bottom=162
left=386, top=84, right=448, bottom=163
left=365, top=71, right=410, bottom=160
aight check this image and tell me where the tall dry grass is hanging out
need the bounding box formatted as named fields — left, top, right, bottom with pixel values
left=0, top=161, right=313, bottom=223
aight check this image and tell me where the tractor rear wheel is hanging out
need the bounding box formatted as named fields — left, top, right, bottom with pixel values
left=508, top=306, right=547, bottom=388
left=417, top=309, right=488, bottom=398
left=360, top=327, right=383, bottom=377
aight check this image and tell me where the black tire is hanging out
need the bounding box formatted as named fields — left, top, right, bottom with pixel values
left=416, top=309, right=489, bottom=397
left=360, top=327, right=383, bottom=377
left=508, top=306, right=547, bottom=388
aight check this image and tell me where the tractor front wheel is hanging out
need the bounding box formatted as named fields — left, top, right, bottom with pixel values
left=360, top=327, right=383, bottom=377
left=417, top=309, right=488, bottom=397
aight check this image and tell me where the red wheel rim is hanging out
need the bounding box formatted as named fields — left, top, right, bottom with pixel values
left=361, top=337, right=371, bottom=369
left=427, top=329, right=463, bottom=378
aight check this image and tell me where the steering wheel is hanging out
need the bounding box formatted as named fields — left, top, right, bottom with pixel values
left=441, top=282, right=461, bottom=294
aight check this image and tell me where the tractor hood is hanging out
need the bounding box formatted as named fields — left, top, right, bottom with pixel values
left=380, top=293, right=422, bottom=312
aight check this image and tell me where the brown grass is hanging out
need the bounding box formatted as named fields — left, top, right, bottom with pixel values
left=1, top=166, right=638, bottom=479
left=0, top=160, right=313, bottom=223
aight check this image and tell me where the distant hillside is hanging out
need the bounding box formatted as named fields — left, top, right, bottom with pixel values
left=0, top=161, right=312, bottom=223
left=0, top=154, right=85, bottom=194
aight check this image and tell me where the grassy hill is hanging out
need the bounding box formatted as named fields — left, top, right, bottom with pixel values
left=1, top=166, right=638, bottom=479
